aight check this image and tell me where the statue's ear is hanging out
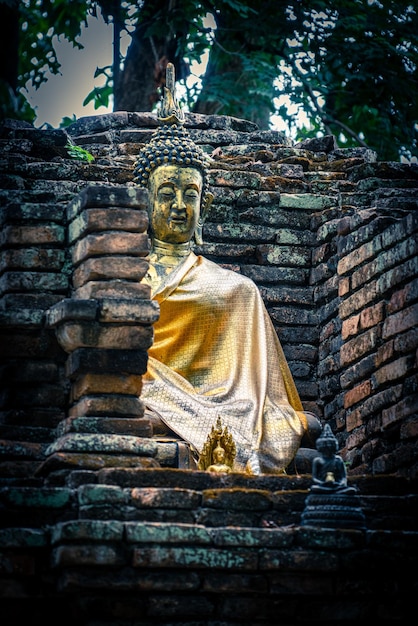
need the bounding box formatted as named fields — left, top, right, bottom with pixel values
left=194, top=191, right=214, bottom=245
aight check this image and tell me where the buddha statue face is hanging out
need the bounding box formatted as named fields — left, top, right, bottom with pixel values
left=148, top=164, right=204, bottom=244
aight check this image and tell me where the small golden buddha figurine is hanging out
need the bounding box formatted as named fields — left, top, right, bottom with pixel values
left=134, top=63, right=314, bottom=475
left=207, top=443, right=233, bottom=474
left=198, top=416, right=236, bottom=473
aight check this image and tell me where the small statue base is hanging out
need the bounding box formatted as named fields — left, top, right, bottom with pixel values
left=301, top=493, right=366, bottom=529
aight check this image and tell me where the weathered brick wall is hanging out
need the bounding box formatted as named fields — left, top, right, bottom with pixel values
left=310, top=170, right=418, bottom=477
left=337, top=198, right=418, bottom=475
left=1, top=112, right=417, bottom=480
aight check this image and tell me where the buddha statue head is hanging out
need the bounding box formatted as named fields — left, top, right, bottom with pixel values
left=315, top=423, right=338, bottom=457
left=133, top=63, right=213, bottom=245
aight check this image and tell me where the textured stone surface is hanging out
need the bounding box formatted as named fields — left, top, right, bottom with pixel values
left=65, top=348, right=148, bottom=378
left=1, top=473, right=417, bottom=623
left=56, top=415, right=151, bottom=437
left=72, top=256, right=149, bottom=287
left=55, top=320, right=154, bottom=351
left=68, top=395, right=146, bottom=418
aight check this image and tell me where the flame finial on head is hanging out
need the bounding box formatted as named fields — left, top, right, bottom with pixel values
left=158, top=62, right=185, bottom=125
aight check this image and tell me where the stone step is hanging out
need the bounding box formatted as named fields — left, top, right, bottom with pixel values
left=1, top=471, right=417, bottom=531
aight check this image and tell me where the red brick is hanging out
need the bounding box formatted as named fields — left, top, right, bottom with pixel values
left=52, top=545, right=125, bottom=567
left=312, top=242, right=330, bottom=265
left=344, top=380, right=372, bottom=409
left=345, top=425, right=368, bottom=449
left=132, top=545, right=257, bottom=570
left=337, top=239, right=376, bottom=276
left=56, top=320, right=154, bottom=351
left=58, top=415, right=152, bottom=438
left=72, top=232, right=150, bottom=265
left=66, top=348, right=148, bottom=378
left=69, top=208, right=148, bottom=243
left=382, top=303, right=418, bottom=339
left=131, top=487, right=201, bottom=509
left=394, top=326, right=418, bottom=353
left=340, top=327, right=379, bottom=366
left=374, top=356, right=410, bottom=387
left=319, top=318, right=338, bottom=342
left=0, top=271, right=68, bottom=293
left=71, top=374, right=143, bottom=399
left=0, top=224, right=64, bottom=246
left=346, top=410, right=363, bottom=432
left=212, top=170, right=261, bottom=188
left=382, top=394, right=418, bottom=429
left=74, top=281, right=151, bottom=300
left=339, top=280, right=377, bottom=319
left=0, top=248, right=65, bottom=271
left=360, top=301, right=385, bottom=330
left=400, top=416, right=418, bottom=439
left=73, top=256, right=149, bottom=287
left=388, top=283, right=417, bottom=314
left=377, top=256, right=418, bottom=295
left=69, top=395, right=145, bottom=418
left=338, top=276, right=350, bottom=297
left=375, top=339, right=395, bottom=367
left=351, top=257, right=379, bottom=290
left=98, top=299, right=159, bottom=324
left=341, top=314, right=360, bottom=340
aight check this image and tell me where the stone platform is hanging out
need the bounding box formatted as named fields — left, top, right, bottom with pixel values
left=1, top=469, right=417, bottom=625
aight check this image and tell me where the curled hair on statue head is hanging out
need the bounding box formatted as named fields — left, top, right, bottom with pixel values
left=133, top=123, right=211, bottom=203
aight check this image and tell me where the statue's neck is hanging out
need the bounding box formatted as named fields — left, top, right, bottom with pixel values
left=145, top=238, right=192, bottom=294
left=151, top=238, right=192, bottom=265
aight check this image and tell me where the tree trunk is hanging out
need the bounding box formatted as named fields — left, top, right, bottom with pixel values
left=113, top=0, right=190, bottom=112
left=0, top=0, right=19, bottom=95
left=113, top=23, right=166, bottom=112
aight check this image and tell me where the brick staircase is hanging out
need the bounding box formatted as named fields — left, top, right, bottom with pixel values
left=1, top=468, right=417, bottom=624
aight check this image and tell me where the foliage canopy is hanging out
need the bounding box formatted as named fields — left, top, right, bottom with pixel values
left=2, top=0, right=418, bottom=160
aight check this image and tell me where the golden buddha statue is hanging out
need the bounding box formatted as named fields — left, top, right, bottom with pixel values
left=207, top=444, right=233, bottom=474
left=134, top=63, right=318, bottom=475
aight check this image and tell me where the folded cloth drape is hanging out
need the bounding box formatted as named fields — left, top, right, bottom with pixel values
left=142, top=251, right=307, bottom=474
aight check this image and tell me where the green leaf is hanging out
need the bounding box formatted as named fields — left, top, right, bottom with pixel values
left=66, top=141, right=95, bottom=163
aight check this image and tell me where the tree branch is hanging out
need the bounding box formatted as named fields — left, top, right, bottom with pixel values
left=289, top=58, right=370, bottom=148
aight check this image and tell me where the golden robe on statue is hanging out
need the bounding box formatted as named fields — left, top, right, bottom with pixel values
left=142, top=250, right=308, bottom=474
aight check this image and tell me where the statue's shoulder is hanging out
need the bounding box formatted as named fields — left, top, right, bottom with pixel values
left=197, top=254, right=258, bottom=290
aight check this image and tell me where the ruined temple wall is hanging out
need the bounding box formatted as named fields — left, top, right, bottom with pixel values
left=337, top=189, right=418, bottom=476
left=1, top=112, right=417, bottom=479
left=311, top=169, right=418, bottom=477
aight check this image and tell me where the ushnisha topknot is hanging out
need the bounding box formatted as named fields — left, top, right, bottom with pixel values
left=315, top=423, right=338, bottom=450
left=133, top=62, right=210, bottom=200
